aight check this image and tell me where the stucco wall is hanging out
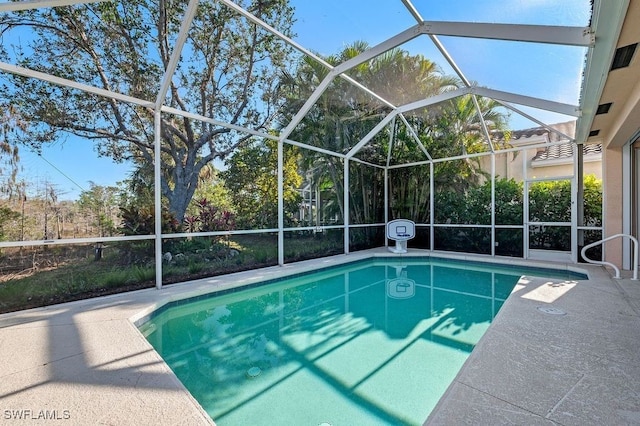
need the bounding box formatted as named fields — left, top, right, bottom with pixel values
left=486, top=149, right=602, bottom=181
left=603, top=146, right=624, bottom=267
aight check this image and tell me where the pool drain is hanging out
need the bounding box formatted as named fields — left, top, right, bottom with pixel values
left=246, top=367, right=261, bottom=378
left=537, top=306, right=566, bottom=315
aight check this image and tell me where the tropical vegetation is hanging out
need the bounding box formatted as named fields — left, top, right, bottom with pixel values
left=0, top=2, right=602, bottom=313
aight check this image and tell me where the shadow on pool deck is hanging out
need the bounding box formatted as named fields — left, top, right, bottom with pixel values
left=0, top=293, right=214, bottom=424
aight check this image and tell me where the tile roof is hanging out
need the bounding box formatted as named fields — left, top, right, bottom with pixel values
left=511, top=120, right=576, bottom=143
left=532, top=142, right=602, bottom=162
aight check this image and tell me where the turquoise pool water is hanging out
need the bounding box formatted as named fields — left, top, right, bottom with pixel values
left=139, top=257, right=585, bottom=425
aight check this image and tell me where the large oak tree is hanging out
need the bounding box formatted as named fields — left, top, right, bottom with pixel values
left=0, top=0, right=296, bottom=222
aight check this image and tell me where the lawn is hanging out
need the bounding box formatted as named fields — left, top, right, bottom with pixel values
left=0, top=232, right=346, bottom=314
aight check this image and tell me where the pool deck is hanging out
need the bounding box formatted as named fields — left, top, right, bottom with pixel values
left=0, top=249, right=639, bottom=425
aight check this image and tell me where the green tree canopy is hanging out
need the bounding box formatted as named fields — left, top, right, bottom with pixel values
left=221, top=139, right=302, bottom=229
left=282, top=42, right=460, bottom=225
left=77, top=182, right=121, bottom=237
left=0, top=0, right=296, bottom=222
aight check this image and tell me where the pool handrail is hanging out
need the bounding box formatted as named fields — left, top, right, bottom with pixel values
left=580, top=233, right=638, bottom=280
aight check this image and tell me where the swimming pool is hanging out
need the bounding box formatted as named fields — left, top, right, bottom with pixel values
left=139, top=257, right=586, bottom=425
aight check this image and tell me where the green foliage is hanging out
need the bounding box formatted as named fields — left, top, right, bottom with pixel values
left=119, top=205, right=181, bottom=236
left=583, top=174, right=602, bottom=226
left=528, top=179, right=571, bottom=250
left=188, top=260, right=204, bottom=275
left=494, top=178, right=524, bottom=224
left=282, top=42, right=510, bottom=236
left=184, top=198, right=235, bottom=233
left=131, top=265, right=155, bottom=283
left=222, top=139, right=302, bottom=229
left=528, top=180, right=571, bottom=222
left=389, top=165, right=431, bottom=223
left=187, top=166, right=233, bottom=217
left=77, top=182, right=121, bottom=237
left=284, top=231, right=344, bottom=262
left=388, top=94, right=507, bottom=219
left=168, top=237, right=210, bottom=254
left=283, top=42, right=462, bottom=231
left=349, top=226, right=385, bottom=252
left=435, top=227, right=492, bottom=254
left=434, top=177, right=524, bottom=226
left=0, top=0, right=297, bottom=222
left=282, top=42, right=506, bottom=238
left=349, top=162, right=384, bottom=225
left=0, top=205, right=20, bottom=240
left=432, top=176, right=602, bottom=254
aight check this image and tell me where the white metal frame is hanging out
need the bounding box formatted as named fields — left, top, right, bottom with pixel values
left=523, top=174, right=576, bottom=262
left=0, top=0, right=621, bottom=288
left=581, top=234, right=638, bottom=279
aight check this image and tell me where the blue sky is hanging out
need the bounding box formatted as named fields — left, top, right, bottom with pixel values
left=8, top=0, right=591, bottom=200
left=16, top=141, right=131, bottom=199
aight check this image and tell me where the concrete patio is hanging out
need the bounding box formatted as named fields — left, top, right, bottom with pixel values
left=428, top=260, right=640, bottom=425
left=1, top=249, right=639, bottom=425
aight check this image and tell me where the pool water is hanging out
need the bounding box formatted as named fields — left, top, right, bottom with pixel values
left=139, top=258, right=585, bottom=425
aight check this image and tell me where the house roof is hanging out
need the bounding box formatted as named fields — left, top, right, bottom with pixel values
left=512, top=121, right=576, bottom=143
left=532, top=142, right=602, bottom=163
left=513, top=120, right=602, bottom=164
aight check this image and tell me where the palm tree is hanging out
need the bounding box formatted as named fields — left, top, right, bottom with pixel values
left=283, top=42, right=460, bottom=226
left=387, top=91, right=510, bottom=223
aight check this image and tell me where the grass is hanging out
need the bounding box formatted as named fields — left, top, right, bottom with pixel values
left=0, top=232, right=347, bottom=314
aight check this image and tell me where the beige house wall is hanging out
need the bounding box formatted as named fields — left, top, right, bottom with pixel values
left=482, top=149, right=602, bottom=182
left=603, top=146, right=624, bottom=267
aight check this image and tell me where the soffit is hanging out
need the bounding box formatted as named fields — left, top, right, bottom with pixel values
left=586, top=0, right=640, bottom=148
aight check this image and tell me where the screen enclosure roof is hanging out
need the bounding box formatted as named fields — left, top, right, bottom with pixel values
left=0, top=0, right=637, bottom=164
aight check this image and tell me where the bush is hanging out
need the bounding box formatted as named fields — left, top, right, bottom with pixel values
left=433, top=176, right=602, bottom=254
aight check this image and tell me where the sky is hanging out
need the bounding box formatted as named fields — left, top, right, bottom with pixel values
left=4, top=0, right=592, bottom=201
left=16, top=141, right=132, bottom=200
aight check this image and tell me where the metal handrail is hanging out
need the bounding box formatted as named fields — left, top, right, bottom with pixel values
left=581, top=233, right=638, bottom=280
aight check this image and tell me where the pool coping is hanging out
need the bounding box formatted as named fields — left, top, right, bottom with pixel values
left=129, top=250, right=590, bottom=326
left=1, top=248, right=638, bottom=425
left=133, top=253, right=587, bottom=328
